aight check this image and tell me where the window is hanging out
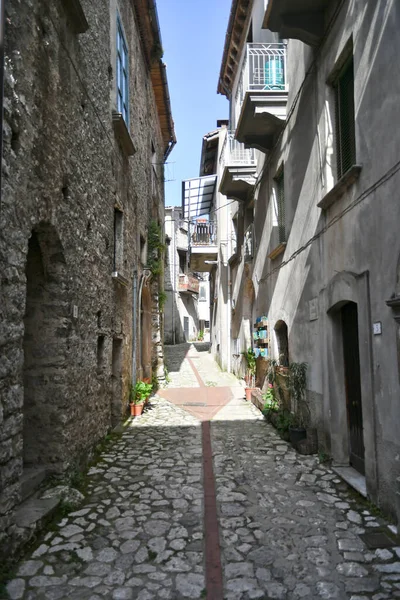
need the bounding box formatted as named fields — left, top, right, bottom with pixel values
left=199, top=284, right=207, bottom=302
left=275, top=168, right=285, bottom=243
left=113, top=209, right=124, bottom=272
left=178, top=251, right=186, bottom=274
left=334, top=56, right=356, bottom=179
left=117, top=17, right=129, bottom=124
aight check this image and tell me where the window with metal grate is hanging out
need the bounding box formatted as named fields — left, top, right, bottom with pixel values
left=334, top=56, right=356, bottom=179
left=275, top=168, right=285, bottom=243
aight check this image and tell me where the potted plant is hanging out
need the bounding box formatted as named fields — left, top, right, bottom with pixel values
left=243, top=347, right=257, bottom=401
left=288, top=362, right=309, bottom=446
left=130, top=380, right=153, bottom=417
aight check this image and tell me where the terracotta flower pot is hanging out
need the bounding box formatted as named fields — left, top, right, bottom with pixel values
left=130, top=403, right=144, bottom=417
left=245, top=387, right=255, bottom=402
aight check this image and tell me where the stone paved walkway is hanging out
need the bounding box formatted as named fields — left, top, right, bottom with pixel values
left=6, top=343, right=400, bottom=600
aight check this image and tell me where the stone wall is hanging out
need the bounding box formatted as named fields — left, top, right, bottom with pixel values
left=0, top=0, right=166, bottom=558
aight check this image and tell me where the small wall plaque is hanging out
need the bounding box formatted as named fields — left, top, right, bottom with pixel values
left=373, top=322, right=382, bottom=335
left=73, top=305, right=79, bottom=319
left=309, top=298, right=319, bottom=321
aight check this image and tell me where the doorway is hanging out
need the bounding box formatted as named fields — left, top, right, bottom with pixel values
left=341, top=302, right=365, bottom=475
left=111, top=338, right=123, bottom=426
left=23, top=224, right=69, bottom=474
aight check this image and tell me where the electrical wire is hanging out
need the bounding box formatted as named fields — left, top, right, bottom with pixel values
left=258, top=158, right=400, bottom=283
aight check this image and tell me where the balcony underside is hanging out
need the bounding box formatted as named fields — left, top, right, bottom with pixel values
left=236, top=91, right=287, bottom=152
left=219, top=166, right=256, bottom=202
left=189, top=247, right=218, bottom=272
left=263, top=0, right=331, bottom=46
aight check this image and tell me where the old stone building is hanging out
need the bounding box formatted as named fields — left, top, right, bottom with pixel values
left=193, top=0, right=400, bottom=524
left=0, top=0, right=175, bottom=557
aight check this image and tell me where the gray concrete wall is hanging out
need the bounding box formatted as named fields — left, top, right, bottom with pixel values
left=218, top=0, right=400, bottom=520
left=249, top=0, right=400, bottom=519
left=0, top=0, right=166, bottom=557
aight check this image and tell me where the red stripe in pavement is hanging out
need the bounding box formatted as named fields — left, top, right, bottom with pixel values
left=202, top=420, right=224, bottom=600
left=186, top=355, right=206, bottom=388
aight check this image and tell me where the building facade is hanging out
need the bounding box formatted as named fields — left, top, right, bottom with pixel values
left=0, top=0, right=175, bottom=557
left=164, top=206, right=210, bottom=344
left=209, top=0, right=400, bottom=523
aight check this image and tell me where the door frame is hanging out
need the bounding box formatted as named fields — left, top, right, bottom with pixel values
left=320, top=270, right=377, bottom=499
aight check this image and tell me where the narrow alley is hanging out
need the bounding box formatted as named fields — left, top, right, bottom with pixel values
left=5, top=345, right=400, bottom=600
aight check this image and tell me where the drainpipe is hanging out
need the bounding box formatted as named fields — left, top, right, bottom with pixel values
left=137, top=268, right=152, bottom=376
left=0, top=0, right=5, bottom=212
left=131, top=271, right=138, bottom=387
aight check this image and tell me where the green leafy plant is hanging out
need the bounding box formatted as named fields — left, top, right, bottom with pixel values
left=243, top=347, right=256, bottom=387
left=262, top=384, right=279, bottom=420
left=197, top=330, right=204, bottom=341
left=147, top=220, right=165, bottom=276
left=158, top=290, right=167, bottom=311
left=130, top=380, right=153, bottom=405
left=288, top=362, right=309, bottom=428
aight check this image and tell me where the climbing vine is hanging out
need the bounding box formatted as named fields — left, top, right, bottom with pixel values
left=147, top=220, right=165, bottom=277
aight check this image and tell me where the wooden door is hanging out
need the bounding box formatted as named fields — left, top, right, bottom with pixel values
left=341, top=302, right=365, bottom=475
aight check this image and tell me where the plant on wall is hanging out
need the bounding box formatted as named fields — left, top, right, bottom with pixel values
left=147, top=220, right=165, bottom=277
left=288, top=362, right=309, bottom=428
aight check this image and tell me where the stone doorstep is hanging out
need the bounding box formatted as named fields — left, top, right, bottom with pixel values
left=20, top=466, right=48, bottom=502
left=15, top=494, right=60, bottom=529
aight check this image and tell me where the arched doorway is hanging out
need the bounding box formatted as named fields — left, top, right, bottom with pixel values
left=23, top=223, right=69, bottom=472
left=274, top=320, right=289, bottom=367
left=141, top=282, right=152, bottom=380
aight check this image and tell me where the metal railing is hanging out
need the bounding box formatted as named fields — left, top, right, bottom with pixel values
left=219, top=131, right=256, bottom=168
left=190, top=220, right=217, bottom=246
left=235, top=43, right=288, bottom=122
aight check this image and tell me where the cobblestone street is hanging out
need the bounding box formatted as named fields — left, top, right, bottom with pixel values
left=6, top=344, right=400, bottom=600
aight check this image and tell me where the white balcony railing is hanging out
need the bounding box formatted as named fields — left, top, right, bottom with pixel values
left=235, top=43, right=287, bottom=124
left=219, top=131, right=256, bottom=169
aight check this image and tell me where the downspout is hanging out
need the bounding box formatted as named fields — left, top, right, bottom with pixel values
left=137, top=268, right=152, bottom=377
left=172, top=209, right=176, bottom=344
left=131, top=272, right=138, bottom=387
left=0, top=0, right=5, bottom=212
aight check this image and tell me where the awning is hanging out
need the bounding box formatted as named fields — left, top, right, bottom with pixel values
left=182, top=175, right=217, bottom=219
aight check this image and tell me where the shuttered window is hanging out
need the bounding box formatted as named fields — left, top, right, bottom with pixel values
left=334, top=57, right=356, bottom=179
left=117, top=17, right=129, bottom=125
left=275, top=168, right=285, bottom=243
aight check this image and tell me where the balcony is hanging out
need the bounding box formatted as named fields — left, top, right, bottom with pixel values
left=235, top=43, right=288, bottom=152
left=189, top=220, right=218, bottom=272
left=219, top=132, right=257, bottom=202
left=178, top=274, right=200, bottom=294
left=263, top=0, right=332, bottom=47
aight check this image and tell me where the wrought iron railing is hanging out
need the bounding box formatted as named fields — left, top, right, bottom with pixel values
left=190, top=220, right=217, bottom=246
left=219, top=131, right=256, bottom=168
left=235, top=43, right=288, bottom=123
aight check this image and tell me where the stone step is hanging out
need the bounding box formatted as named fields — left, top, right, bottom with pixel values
left=20, top=466, right=48, bottom=502
left=14, top=494, right=60, bottom=529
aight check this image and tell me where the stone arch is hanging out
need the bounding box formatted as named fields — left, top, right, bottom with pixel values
left=274, top=320, right=289, bottom=366
left=141, top=281, right=152, bottom=380
left=23, top=222, right=70, bottom=471
left=323, top=269, right=376, bottom=496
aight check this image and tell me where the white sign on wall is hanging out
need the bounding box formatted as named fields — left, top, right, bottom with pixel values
left=309, top=298, right=319, bottom=321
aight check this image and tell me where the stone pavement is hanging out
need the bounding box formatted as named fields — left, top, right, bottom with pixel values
left=6, top=343, right=400, bottom=600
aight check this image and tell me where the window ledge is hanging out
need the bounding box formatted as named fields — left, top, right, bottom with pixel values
left=112, top=271, right=129, bottom=286
left=318, top=165, right=362, bottom=210
left=268, top=242, right=286, bottom=260
left=61, top=0, right=89, bottom=33
left=112, top=112, right=136, bottom=156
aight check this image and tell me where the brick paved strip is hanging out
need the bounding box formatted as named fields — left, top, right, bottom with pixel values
left=202, top=420, right=224, bottom=600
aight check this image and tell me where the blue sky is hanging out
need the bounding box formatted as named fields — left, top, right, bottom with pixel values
left=157, top=0, right=232, bottom=206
